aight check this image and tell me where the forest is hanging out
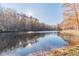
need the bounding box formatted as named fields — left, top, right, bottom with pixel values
left=0, top=6, right=53, bottom=32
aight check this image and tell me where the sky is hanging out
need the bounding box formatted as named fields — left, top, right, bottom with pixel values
left=0, top=3, right=63, bottom=25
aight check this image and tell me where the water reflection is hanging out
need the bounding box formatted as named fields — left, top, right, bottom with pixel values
left=0, top=31, right=77, bottom=56
left=0, top=32, right=46, bottom=53
left=58, top=32, right=79, bottom=47
left=14, top=31, right=67, bottom=56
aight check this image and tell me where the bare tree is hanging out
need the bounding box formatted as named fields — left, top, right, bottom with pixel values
left=63, top=3, right=79, bottom=30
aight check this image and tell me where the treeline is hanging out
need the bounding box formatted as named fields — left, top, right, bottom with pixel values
left=0, top=6, right=52, bottom=32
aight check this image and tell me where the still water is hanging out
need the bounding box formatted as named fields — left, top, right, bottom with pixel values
left=0, top=31, right=79, bottom=56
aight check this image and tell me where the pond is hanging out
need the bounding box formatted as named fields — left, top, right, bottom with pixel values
left=0, top=31, right=79, bottom=56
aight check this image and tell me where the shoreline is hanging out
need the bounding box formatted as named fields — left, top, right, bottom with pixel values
left=29, top=45, right=79, bottom=56
left=60, top=30, right=79, bottom=36
left=29, top=30, right=79, bottom=56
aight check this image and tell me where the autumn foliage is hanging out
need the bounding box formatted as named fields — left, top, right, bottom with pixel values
left=59, top=3, right=79, bottom=30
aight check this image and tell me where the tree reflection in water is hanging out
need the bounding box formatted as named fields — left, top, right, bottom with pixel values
left=58, top=32, right=79, bottom=47
left=0, top=32, right=48, bottom=53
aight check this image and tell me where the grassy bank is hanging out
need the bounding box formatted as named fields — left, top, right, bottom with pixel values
left=49, top=45, right=79, bottom=56
left=29, top=45, right=79, bottom=56
left=60, top=30, right=79, bottom=36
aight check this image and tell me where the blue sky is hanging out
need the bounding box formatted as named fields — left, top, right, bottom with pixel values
left=1, top=3, right=63, bottom=25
